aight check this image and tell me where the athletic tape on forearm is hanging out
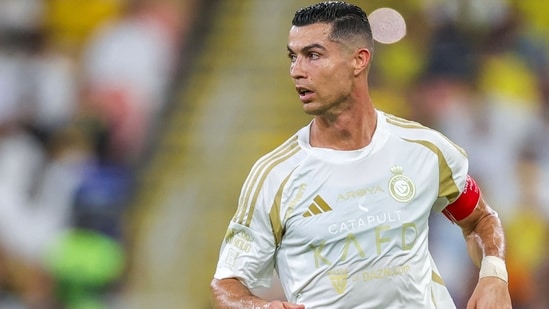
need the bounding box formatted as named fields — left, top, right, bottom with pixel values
left=479, top=256, right=508, bottom=282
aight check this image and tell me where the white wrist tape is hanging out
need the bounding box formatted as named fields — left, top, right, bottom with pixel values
left=479, top=256, right=508, bottom=282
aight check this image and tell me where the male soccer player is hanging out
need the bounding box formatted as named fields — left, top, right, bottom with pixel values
left=211, top=2, right=512, bottom=308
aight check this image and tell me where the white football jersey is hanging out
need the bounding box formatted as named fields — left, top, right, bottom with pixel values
left=214, top=110, right=469, bottom=308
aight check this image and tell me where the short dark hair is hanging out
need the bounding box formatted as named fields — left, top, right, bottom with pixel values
left=292, top=1, right=373, bottom=48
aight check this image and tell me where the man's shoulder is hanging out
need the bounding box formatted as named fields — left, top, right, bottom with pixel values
left=251, top=132, right=306, bottom=175
left=382, top=113, right=446, bottom=140
left=241, top=132, right=307, bottom=199
left=257, top=132, right=300, bottom=157
left=382, top=112, right=433, bottom=131
left=381, top=112, right=467, bottom=158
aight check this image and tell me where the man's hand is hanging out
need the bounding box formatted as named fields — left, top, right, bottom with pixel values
left=466, top=277, right=512, bottom=309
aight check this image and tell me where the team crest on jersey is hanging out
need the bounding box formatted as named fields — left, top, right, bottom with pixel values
left=328, top=268, right=348, bottom=294
left=388, top=166, right=415, bottom=202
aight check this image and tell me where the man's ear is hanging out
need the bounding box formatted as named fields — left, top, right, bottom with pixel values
left=353, top=48, right=371, bottom=76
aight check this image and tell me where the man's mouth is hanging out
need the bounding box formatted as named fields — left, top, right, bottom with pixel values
left=297, top=88, right=311, bottom=95
left=296, top=87, right=314, bottom=100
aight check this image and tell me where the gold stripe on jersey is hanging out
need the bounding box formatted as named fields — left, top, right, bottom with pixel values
left=245, top=144, right=301, bottom=227
left=430, top=271, right=446, bottom=307
left=234, top=135, right=301, bottom=227
left=233, top=135, right=297, bottom=223
left=403, top=139, right=461, bottom=202
left=385, top=113, right=467, bottom=157
left=385, top=113, right=426, bottom=129
left=431, top=271, right=445, bottom=285
left=270, top=172, right=292, bottom=247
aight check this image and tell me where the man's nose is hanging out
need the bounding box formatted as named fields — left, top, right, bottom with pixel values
left=290, top=58, right=306, bottom=79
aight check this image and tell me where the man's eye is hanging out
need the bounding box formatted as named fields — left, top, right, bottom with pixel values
left=309, top=52, right=320, bottom=60
left=288, top=54, right=297, bottom=62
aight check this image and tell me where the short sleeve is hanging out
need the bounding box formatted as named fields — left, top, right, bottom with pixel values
left=431, top=133, right=469, bottom=213
left=213, top=220, right=276, bottom=289
left=213, top=162, right=282, bottom=289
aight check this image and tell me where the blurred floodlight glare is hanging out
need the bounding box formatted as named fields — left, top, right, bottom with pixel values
left=369, top=7, right=407, bottom=44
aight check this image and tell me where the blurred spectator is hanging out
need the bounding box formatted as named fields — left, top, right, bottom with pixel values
left=81, top=0, right=185, bottom=163
left=43, top=0, right=124, bottom=51
left=415, top=2, right=549, bottom=308
left=0, top=0, right=43, bottom=35
left=0, top=0, right=186, bottom=307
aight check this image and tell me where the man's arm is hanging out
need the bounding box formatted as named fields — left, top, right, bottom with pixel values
left=210, top=278, right=305, bottom=309
left=455, top=196, right=512, bottom=309
left=457, top=196, right=505, bottom=266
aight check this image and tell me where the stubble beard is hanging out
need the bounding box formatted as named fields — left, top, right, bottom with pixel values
left=303, top=93, right=352, bottom=122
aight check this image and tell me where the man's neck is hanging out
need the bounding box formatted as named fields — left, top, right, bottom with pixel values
left=309, top=103, right=377, bottom=150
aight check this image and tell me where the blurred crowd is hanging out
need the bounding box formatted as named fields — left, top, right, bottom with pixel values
left=0, top=0, right=195, bottom=308
left=1, top=0, right=549, bottom=308
left=367, top=1, right=549, bottom=308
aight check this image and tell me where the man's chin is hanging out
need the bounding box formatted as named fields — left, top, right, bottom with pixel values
left=302, top=104, right=321, bottom=116
left=303, top=109, right=320, bottom=116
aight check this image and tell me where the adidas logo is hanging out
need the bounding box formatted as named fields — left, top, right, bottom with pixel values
left=303, top=195, right=332, bottom=217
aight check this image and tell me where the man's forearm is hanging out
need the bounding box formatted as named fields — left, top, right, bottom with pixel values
left=459, top=197, right=506, bottom=267
left=211, top=278, right=269, bottom=309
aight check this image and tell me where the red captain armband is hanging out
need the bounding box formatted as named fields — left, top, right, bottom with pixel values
left=442, top=175, right=480, bottom=223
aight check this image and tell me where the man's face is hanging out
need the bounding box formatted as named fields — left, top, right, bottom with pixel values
left=287, top=23, right=356, bottom=116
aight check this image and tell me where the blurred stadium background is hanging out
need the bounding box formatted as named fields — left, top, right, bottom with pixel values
left=0, top=0, right=548, bottom=308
